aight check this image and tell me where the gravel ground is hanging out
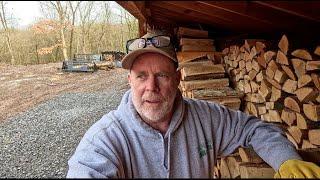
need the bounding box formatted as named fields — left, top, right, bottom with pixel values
left=0, top=81, right=130, bottom=178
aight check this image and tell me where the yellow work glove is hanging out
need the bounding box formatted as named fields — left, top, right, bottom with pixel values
left=274, top=159, right=320, bottom=178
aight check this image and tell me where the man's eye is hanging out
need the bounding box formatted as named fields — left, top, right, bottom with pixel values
left=158, top=73, right=169, bottom=78
left=137, top=74, right=146, bottom=79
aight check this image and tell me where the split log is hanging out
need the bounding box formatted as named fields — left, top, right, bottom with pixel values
left=278, top=34, right=289, bottom=55
left=245, top=61, right=253, bottom=72
left=191, top=87, right=244, bottom=99
left=291, top=49, right=312, bottom=61
left=239, top=60, right=246, bottom=70
left=306, top=61, right=320, bottom=71
left=270, top=86, right=281, bottom=102
left=311, top=73, right=320, bottom=91
left=263, top=51, right=276, bottom=64
left=181, top=64, right=225, bottom=81
left=181, top=45, right=214, bottom=52
left=244, top=40, right=251, bottom=52
left=281, top=109, right=296, bottom=126
left=238, top=147, right=264, bottom=163
left=251, top=60, right=260, bottom=72
left=248, top=70, right=258, bottom=81
left=222, top=48, right=229, bottom=55
left=268, top=110, right=282, bottom=123
left=266, top=101, right=284, bottom=110
left=250, top=81, right=259, bottom=93
left=274, top=69, right=288, bottom=84
left=281, top=65, right=297, bottom=81
left=308, top=129, right=320, bottom=145
left=266, top=76, right=281, bottom=90
left=180, top=38, right=214, bottom=47
left=256, top=70, right=264, bottom=82
left=296, top=112, right=320, bottom=129
left=245, top=93, right=265, bottom=103
left=301, top=139, right=317, bottom=149
left=259, top=80, right=272, bottom=100
left=177, top=52, right=216, bottom=63
left=257, top=55, right=267, bottom=69
left=288, top=126, right=307, bottom=145
left=266, top=60, right=279, bottom=79
left=244, top=81, right=252, bottom=94
left=303, top=104, right=320, bottom=121
left=225, top=156, right=241, bottom=178
left=295, top=87, right=319, bottom=103
left=258, top=105, right=267, bottom=115
left=285, top=132, right=299, bottom=149
left=239, top=162, right=275, bottom=178
left=180, top=78, right=229, bottom=91
left=315, top=46, right=320, bottom=56
left=276, top=50, right=289, bottom=65
left=179, top=59, right=213, bottom=69
left=284, top=96, right=301, bottom=113
left=282, top=79, right=297, bottom=94
left=249, top=47, right=257, bottom=60
left=220, top=158, right=231, bottom=178
left=177, top=27, right=208, bottom=38
left=297, top=74, right=313, bottom=88
left=291, top=58, right=306, bottom=78
left=256, top=41, right=266, bottom=54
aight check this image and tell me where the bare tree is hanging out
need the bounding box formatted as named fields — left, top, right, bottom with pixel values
left=67, top=1, right=81, bottom=59
left=0, top=1, right=15, bottom=64
left=78, top=1, right=98, bottom=53
left=40, top=1, right=69, bottom=61
left=96, top=1, right=111, bottom=53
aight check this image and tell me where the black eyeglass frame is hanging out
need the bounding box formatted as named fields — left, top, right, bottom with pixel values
left=125, top=35, right=172, bottom=54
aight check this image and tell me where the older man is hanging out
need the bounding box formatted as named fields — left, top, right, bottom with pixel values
left=67, top=32, right=320, bottom=178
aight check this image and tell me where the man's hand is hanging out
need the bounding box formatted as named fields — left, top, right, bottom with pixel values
left=274, top=159, right=320, bottom=178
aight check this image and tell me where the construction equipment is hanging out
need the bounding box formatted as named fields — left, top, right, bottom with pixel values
left=61, top=51, right=125, bottom=72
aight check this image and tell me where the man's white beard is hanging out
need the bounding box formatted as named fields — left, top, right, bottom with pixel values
left=133, top=91, right=177, bottom=123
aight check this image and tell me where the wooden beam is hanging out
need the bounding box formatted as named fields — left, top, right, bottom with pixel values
left=197, top=1, right=274, bottom=26
left=151, top=2, right=233, bottom=29
left=253, top=1, right=320, bottom=23
left=116, top=1, right=147, bottom=36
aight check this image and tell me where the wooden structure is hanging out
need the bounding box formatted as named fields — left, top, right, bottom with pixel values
left=117, top=1, right=320, bottom=178
left=116, top=1, right=320, bottom=49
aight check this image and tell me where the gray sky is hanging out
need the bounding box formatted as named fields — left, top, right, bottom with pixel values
left=7, top=1, right=123, bottom=28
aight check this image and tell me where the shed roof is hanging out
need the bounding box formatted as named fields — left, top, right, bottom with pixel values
left=116, top=1, right=320, bottom=40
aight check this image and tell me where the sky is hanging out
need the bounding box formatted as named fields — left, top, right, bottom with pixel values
left=7, top=1, right=41, bottom=28
left=6, top=1, right=123, bottom=28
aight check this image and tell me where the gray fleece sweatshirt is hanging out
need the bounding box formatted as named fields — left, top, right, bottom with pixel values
left=67, top=89, right=301, bottom=178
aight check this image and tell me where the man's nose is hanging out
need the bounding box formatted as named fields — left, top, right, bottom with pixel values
left=145, top=76, right=159, bottom=92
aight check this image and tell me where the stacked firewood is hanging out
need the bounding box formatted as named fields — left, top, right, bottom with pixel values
left=215, top=147, right=275, bottom=178
left=215, top=35, right=320, bottom=178
left=176, top=27, right=244, bottom=110
left=223, top=35, right=320, bottom=149
left=215, top=146, right=320, bottom=178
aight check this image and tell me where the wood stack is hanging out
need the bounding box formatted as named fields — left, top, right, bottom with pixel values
left=215, top=147, right=320, bottom=178
left=177, top=27, right=244, bottom=110
left=216, top=148, right=275, bottom=178
left=222, top=34, right=320, bottom=150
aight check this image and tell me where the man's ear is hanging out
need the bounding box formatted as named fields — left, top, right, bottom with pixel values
left=127, top=72, right=132, bottom=85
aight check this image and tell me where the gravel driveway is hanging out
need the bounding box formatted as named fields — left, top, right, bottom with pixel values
left=0, top=79, right=130, bottom=178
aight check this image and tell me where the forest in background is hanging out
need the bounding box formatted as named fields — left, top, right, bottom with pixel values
left=0, top=1, right=138, bottom=65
